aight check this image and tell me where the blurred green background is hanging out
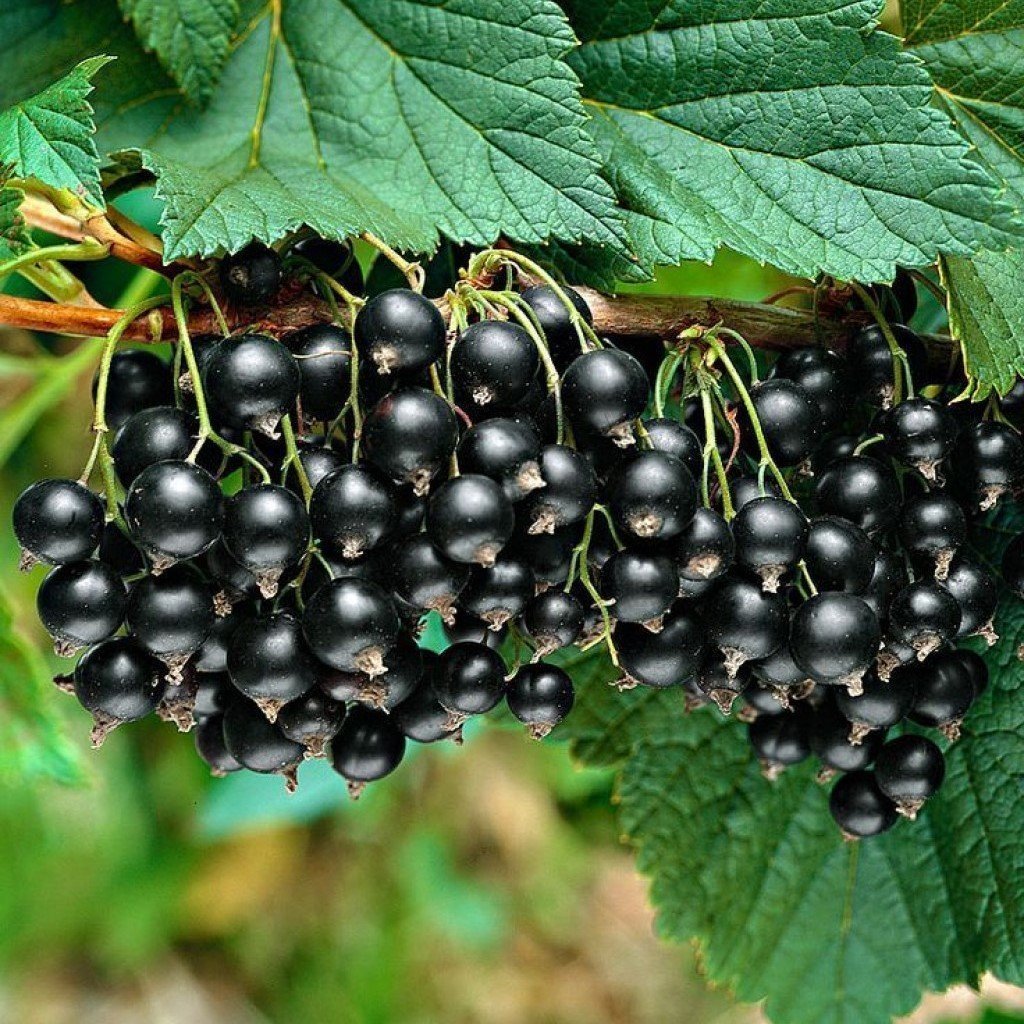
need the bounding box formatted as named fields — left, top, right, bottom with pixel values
left=0, top=188, right=1021, bottom=1024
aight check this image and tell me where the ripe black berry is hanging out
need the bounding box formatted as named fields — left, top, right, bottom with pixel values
left=562, top=348, right=649, bottom=444
left=861, top=547, right=907, bottom=623
left=330, top=705, right=406, bottom=797
left=907, top=649, right=975, bottom=739
left=222, top=698, right=305, bottom=785
left=290, top=441, right=346, bottom=492
left=459, top=557, right=534, bottom=630
left=803, top=516, right=874, bottom=594
left=219, top=241, right=282, bottom=306
left=393, top=669, right=462, bottom=744
left=601, top=549, right=678, bottom=625
left=93, top=349, right=172, bottom=430
left=355, top=634, right=425, bottom=711
left=291, top=236, right=363, bottom=291
left=112, top=406, right=198, bottom=488
left=745, top=379, right=818, bottom=466
left=522, top=589, right=586, bottom=655
left=828, top=770, right=898, bottom=838
left=835, top=665, right=915, bottom=741
left=815, top=455, right=900, bottom=534
left=732, top=496, right=808, bottom=592
left=203, top=333, right=300, bottom=436
left=520, top=284, right=593, bottom=369
left=388, top=534, right=469, bottom=622
left=898, top=492, right=965, bottom=579
left=507, top=663, right=575, bottom=738
left=37, top=559, right=127, bottom=656
left=362, top=387, right=459, bottom=494
left=224, top=484, right=309, bottom=596
left=194, top=714, right=243, bottom=775
left=939, top=557, right=998, bottom=641
left=880, top=398, right=955, bottom=479
left=751, top=643, right=811, bottom=690
left=703, top=575, right=788, bottom=675
left=287, top=324, right=352, bottom=421
left=13, top=479, right=104, bottom=568
left=355, top=288, right=445, bottom=376
left=673, top=507, right=734, bottom=581
left=886, top=581, right=961, bottom=661
left=616, top=607, right=703, bottom=688
left=772, top=347, right=849, bottom=430
left=874, top=734, right=945, bottom=818
left=506, top=521, right=581, bottom=586
left=125, top=461, right=224, bottom=566
left=847, top=323, right=927, bottom=405
left=452, top=320, right=540, bottom=413
left=810, top=703, right=884, bottom=774
left=524, top=444, right=597, bottom=534
left=790, top=593, right=881, bottom=690
left=643, top=417, right=703, bottom=478
left=427, top=474, right=515, bottom=567
left=748, top=708, right=811, bottom=777
left=952, top=421, right=1024, bottom=511
left=607, top=450, right=697, bottom=543
left=696, top=647, right=751, bottom=715
left=457, top=417, right=544, bottom=502
left=311, top=464, right=396, bottom=561
left=434, top=642, right=506, bottom=717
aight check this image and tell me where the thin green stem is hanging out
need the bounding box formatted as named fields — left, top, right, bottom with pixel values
left=568, top=510, right=619, bottom=667
left=0, top=239, right=109, bottom=279
left=281, top=414, right=313, bottom=504
left=847, top=280, right=913, bottom=402
left=654, top=350, right=684, bottom=418
left=700, top=387, right=733, bottom=519
left=361, top=231, right=424, bottom=291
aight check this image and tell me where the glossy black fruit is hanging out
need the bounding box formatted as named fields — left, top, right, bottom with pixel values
left=459, top=558, right=534, bottom=630
left=746, top=379, right=818, bottom=466
left=748, top=708, right=811, bottom=774
left=507, top=663, right=575, bottom=738
left=953, top=421, right=1024, bottom=511
left=752, top=643, right=812, bottom=689
left=861, top=547, right=907, bottom=623
left=355, top=288, right=445, bottom=376
left=452, top=319, right=540, bottom=413
left=310, top=464, right=396, bottom=560
left=617, top=607, right=704, bottom=688
left=93, top=349, right=172, bottom=430
left=222, top=698, right=305, bottom=780
left=907, top=649, right=975, bottom=737
left=125, top=461, right=224, bottom=565
left=803, top=516, right=875, bottom=594
left=951, top=647, right=989, bottom=699
left=673, top=507, right=735, bottom=581
left=886, top=581, right=961, bottom=659
left=330, top=706, right=406, bottom=795
left=112, top=406, right=198, bottom=488
left=388, top=534, right=469, bottom=622
left=362, top=387, right=459, bottom=494
left=392, top=671, right=461, bottom=744
left=874, top=734, right=945, bottom=817
left=772, top=347, right=849, bottom=430
left=643, top=417, right=703, bottom=478
left=790, top=593, right=881, bottom=688
left=203, top=333, right=300, bottom=435
left=291, top=236, right=363, bottom=291
left=13, top=479, right=104, bottom=567
left=37, top=559, right=127, bottom=654
left=522, top=589, right=586, bottom=655
left=562, top=348, right=649, bottom=443
left=427, top=474, right=515, bottom=567
left=291, top=441, right=346, bottom=492
left=703, top=576, right=788, bottom=673
left=224, top=484, right=309, bottom=594
left=810, top=704, right=884, bottom=773
left=303, top=578, right=401, bottom=676
left=835, top=665, right=916, bottom=739
left=457, top=418, right=544, bottom=502
left=847, top=323, right=927, bottom=403
left=898, top=493, right=966, bottom=578
left=194, top=715, right=243, bottom=775
left=277, top=689, right=346, bottom=757
left=815, top=456, right=900, bottom=534
left=880, top=398, right=955, bottom=478
left=219, top=241, right=282, bottom=305
left=607, top=450, right=698, bottom=543
left=828, top=770, right=898, bottom=837
left=940, top=557, right=998, bottom=640
left=732, top=496, right=808, bottom=591
left=434, top=642, right=506, bottom=716
left=602, top=549, right=679, bottom=624
left=287, top=324, right=352, bottom=421
left=355, top=634, right=425, bottom=711
left=520, top=284, right=593, bottom=369
left=126, top=563, right=214, bottom=668
left=524, top=444, right=598, bottom=534
left=507, top=522, right=581, bottom=586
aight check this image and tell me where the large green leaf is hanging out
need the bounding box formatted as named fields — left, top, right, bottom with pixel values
left=562, top=0, right=1020, bottom=283
left=0, top=0, right=627, bottom=261
left=904, top=2, right=1024, bottom=397
left=0, top=55, right=110, bottom=207
left=117, top=0, right=239, bottom=105
left=562, top=600, right=1024, bottom=1024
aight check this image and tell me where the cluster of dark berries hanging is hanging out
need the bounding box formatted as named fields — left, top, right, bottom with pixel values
left=10, top=246, right=1016, bottom=829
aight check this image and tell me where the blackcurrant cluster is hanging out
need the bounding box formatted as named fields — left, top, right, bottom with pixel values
left=9, top=248, right=1019, bottom=830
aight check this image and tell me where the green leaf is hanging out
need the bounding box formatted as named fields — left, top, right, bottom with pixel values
left=0, top=56, right=111, bottom=207
left=117, top=0, right=239, bottom=105
left=0, top=0, right=627, bottom=260
left=904, top=2, right=1024, bottom=397
left=562, top=604, right=1024, bottom=1024
left=563, top=0, right=1021, bottom=283
left=0, top=180, right=31, bottom=261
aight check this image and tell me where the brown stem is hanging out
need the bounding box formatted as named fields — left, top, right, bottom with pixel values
left=0, top=288, right=956, bottom=373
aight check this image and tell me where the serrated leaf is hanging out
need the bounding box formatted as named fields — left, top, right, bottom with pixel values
left=563, top=0, right=1021, bottom=283
left=0, top=180, right=31, bottom=262
left=117, top=0, right=239, bottom=104
left=903, top=2, right=1024, bottom=397
left=0, top=56, right=111, bottom=207
left=0, top=0, right=627, bottom=261
left=562, top=600, right=1024, bottom=1024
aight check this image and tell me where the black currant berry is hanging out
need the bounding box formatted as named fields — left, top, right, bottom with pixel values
left=74, top=636, right=165, bottom=745
left=828, top=770, right=898, bottom=838
left=748, top=708, right=811, bottom=777
left=695, top=647, right=751, bottom=715
left=898, top=492, right=966, bottom=580
left=886, top=581, right=961, bottom=661
left=98, top=520, right=146, bottom=577
left=507, top=663, right=575, bottom=738
left=703, top=575, right=787, bottom=676
left=907, top=649, right=975, bottom=739
left=524, top=444, right=597, bottom=534
left=194, top=714, right=243, bottom=776
left=730, top=475, right=781, bottom=513
left=506, top=521, right=581, bottom=587
left=772, top=348, right=849, bottom=430
left=37, top=559, right=127, bottom=656
left=330, top=705, right=406, bottom=797
left=194, top=608, right=250, bottom=675
left=13, top=479, right=104, bottom=568
left=861, top=547, right=907, bottom=623
left=790, top=593, right=881, bottom=691
left=219, top=241, right=282, bottom=305
left=810, top=703, right=884, bottom=774
left=362, top=387, right=459, bottom=494
left=457, top=417, right=544, bottom=502
left=874, top=734, right=945, bottom=818
left=731, top=496, right=808, bottom=592
left=227, top=611, right=318, bottom=720
left=388, top=534, right=469, bottom=623
left=803, top=516, right=875, bottom=594
left=522, top=589, right=586, bottom=655
left=520, top=284, right=593, bottom=369
left=93, top=349, right=172, bottom=430
left=125, top=461, right=224, bottom=567
left=745, top=379, right=817, bottom=467
left=607, top=450, right=697, bottom=543
left=392, top=668, right=462, bottom=744
left=616, top=607, right=704, bottom=689
left=290, top=441, right=346, bottom=492
left=452, top=320, right=540, bottom=413
left=951, top=647, right=989, bottom=699
left=310, top=464, right=396, bottom=561
left=939, top=557, right=998, bottom=642
left=752, top=643, right=812, bottom=690
left=126, top=563, right=214, bottom=675
left=459, top=557, right=534, bottom=630
left=601, top=549, right=678, bottom=626
left=303, top=578, right=401, bottom=677
left=291, top=236, right=363, bottom=291
left=427, top=474, right=514, bottom=567
left=224, top=484, right=309, bottom=597
left=815, top=456, right=900, bottom=534
left=643, top=417, right=703, bottom=478
left=354, top=633, right=425, bottom=712
left=847, top=323, right=927, bottom=405
left=835, top=664, right=915, bottom=742
left=203, top=333, right=300, bottom=436
left=355, top=288, right=445, bottom=376
left=112, top=406, right=198, bottom=488
left=287, top=324, right=352, bottom=421
left=743, top=684, right=791, bottom=716
left=193, top=671, right=236, bottom=721
left=811, top=434, right=859, bottom=474
left=223, top=698, right=305, bottom=787
left=277, top=689, right=346, bottom=758
left=952, top=421, right=1024, bottom=511
left=562, top=348, right=649, bottom=444
left=673, top=507, right=735, bottom=582
left=434, top=642, right=506, bottom=717
left=880, top=398, right=956, bottom=479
